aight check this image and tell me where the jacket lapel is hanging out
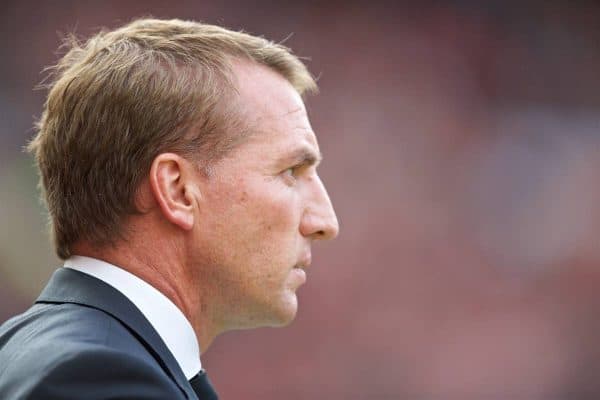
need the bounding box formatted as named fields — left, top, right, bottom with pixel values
left=36, top=268, right=197, bottom=400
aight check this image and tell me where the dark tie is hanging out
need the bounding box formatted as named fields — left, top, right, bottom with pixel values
left=189, top=369, right=219, bottom=400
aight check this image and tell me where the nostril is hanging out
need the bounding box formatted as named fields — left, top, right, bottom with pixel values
left=308, top=229, right=328, bottom=240
left=315, top=224, right=338, bottom=241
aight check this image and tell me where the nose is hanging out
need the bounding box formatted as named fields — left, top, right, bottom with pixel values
left=300, top=174, right=339, bottom=241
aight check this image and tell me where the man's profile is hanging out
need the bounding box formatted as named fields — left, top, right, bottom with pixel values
left=0, top=18, right=338, bottom=399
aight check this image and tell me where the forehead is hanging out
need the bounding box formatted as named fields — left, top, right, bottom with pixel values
left=229, top=60, right=319, bottom=151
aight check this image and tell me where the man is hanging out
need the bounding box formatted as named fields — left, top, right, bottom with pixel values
left=0, top=18, right=338, bottom=399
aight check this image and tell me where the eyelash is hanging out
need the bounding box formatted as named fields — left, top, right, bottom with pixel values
left=282, top=165, right=302, bottom=182
left=284, top=166, right=298, bottom=177
left=280, top=163, right=315, bottom=184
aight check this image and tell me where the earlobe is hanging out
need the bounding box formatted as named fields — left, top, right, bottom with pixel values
left=149, top=153, right=197, bottom=231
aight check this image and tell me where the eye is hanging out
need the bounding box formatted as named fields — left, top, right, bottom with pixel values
left=280, top=162, right=313, bottom=185
left=281, top=165, right=300, bottom=184
left=282, top=166, right=296, bottom=178
left=283, top=167, right=296, bottom=177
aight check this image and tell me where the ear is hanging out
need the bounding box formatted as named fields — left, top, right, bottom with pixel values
left=149, top=153, right=198, bottom=231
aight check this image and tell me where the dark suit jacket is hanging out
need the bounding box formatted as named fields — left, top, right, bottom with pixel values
left=0, top=268, right=216, bottom=399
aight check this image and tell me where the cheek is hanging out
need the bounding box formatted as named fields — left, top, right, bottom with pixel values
left=206, top=179, right=300, bottom=259
left=247, top=188, right=300, bottom=240
left=233, top=178, right=299, bottom=230
left=198, top=181, right=303, bottom=320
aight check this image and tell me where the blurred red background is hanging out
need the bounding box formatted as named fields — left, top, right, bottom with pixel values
left=2, top=1, right=600, bottom=398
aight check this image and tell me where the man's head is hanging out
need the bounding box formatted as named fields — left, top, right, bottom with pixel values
left=184, top=59, right=338, bottom=329
left=29, top=18, right=338, bottom=335
left=29, top=18, right=318, bottom=260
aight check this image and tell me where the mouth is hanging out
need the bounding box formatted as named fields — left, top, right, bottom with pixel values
left=292, top=254, right=311, bottom=284
left=295, top=253, right=312, bottom=270
left=292, top=253, right=311, bottom=284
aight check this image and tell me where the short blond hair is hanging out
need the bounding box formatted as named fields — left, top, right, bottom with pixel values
left=28, top=18, right=317, bottom=259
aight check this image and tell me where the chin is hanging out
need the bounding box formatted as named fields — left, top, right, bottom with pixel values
left=270, top=310, right=297, bottom=327
left=266, top=294, right=299, bottom=327
left=233, top=292, right=299, bottom=329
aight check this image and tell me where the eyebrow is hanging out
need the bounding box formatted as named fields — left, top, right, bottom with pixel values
left=280, top=147, right=323, bottom=168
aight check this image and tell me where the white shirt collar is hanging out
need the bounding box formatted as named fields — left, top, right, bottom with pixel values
left=64, top=255, right=201, bottom=379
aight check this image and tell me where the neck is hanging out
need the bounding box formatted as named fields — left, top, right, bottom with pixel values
left=70, top=240, right=221, bottom=353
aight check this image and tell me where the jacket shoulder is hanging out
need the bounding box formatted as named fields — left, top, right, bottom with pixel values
left=22, top=346, right=184, bottom=399
left=0, top=303, right=186, bottom=399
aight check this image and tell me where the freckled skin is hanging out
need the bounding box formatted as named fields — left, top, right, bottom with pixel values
left=189, top=61, right=339, bottom=331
